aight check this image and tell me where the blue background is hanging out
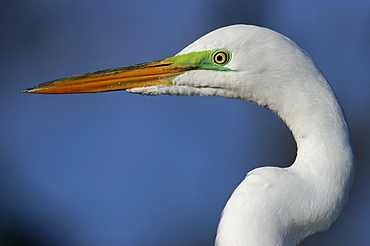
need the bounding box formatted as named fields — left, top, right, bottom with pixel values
left=1, top=1, right=369, bottom=245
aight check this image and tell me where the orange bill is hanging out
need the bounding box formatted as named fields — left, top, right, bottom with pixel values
left=23, top=60, right=195, bottom=94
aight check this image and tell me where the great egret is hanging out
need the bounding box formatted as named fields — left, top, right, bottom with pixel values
left=24, top=25, right=354, bottom=246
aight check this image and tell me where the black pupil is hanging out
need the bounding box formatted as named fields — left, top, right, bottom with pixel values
left=217, top=54, right=224, bottom=62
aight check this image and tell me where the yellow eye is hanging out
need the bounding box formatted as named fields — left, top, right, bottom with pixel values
left=213, top=51, right=229, bottom=65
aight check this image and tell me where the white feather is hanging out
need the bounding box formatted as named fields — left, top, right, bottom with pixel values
left=128, top=25, right=354, bottom=246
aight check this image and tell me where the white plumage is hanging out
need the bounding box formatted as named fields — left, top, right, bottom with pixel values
left=129, top=25, right=355, bottom=245
left=25, top=25, right=355, bottom=246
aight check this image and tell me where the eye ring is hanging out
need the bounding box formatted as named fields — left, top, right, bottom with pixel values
left=212, top=51, right=229, bottom=65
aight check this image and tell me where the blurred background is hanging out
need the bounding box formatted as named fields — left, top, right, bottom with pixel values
left=1, top=1, right=369, bottom=245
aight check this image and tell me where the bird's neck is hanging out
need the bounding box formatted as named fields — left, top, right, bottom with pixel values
left=286, top=83, right=353, bottom=174
left=279, top=75, right=354, bottom=217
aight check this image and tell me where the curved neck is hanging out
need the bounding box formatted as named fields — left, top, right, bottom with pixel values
left=280, top=75, right=354, bottom=211
left=286, top=81, right=353, bottom=173
left=216, top=75, right=356, bottom=246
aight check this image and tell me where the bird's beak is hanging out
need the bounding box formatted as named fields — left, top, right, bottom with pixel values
left=23, top=58, right=196, bottom=94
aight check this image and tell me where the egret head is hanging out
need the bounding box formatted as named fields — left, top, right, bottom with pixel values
left=24, top=25, right=317, bottom=111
